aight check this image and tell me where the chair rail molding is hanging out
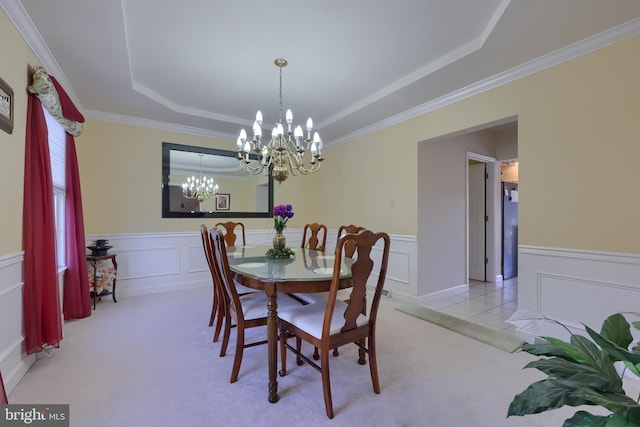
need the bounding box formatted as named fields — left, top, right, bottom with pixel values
left=516, top=245, right=640, bottom=343
left=86, top=230, right=419, bottom=302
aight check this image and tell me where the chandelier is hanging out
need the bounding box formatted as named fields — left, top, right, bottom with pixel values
left=236, top=58, right=324, bottom=184
left=182, top=154, right=219, bottom=201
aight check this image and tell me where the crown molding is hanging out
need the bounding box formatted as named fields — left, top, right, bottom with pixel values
left=84, top=110, right=235, bottom=140
left=3, top=1, right=639, bottom=147
left=0, top=0, right=84, bottom=110
left=330, top=17, right=640, bottom=147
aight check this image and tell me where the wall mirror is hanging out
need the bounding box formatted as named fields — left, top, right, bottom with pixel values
left=162, top=142, right=273, bottom=218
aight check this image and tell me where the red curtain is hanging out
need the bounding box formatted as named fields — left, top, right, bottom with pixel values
left=63, top=132, right=91, bottom=319
left=0, top=371, right=7, bottom=403
left=50, top=76, right=90, bottom=320
left=23, top=94, right=62, bottom=354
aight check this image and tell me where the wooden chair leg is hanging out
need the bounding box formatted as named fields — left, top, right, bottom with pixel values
left=368, top=335, right=380, bottom=393
left=296, top=337, right=303, bottom=366
left=212, top=295, right=225, bottom=342
left=209, top=297, right=216, bottom=327
left=220, top=313, right=231, bottom=357
left=279, top=330, right=288, bottom=377
left=320, top=348, right=334, bottom=419
left=230, top=328, right=244, bottom=383
left=357, top=338, right=366, bottom=365
left=315, top=345, right=338, bottom=359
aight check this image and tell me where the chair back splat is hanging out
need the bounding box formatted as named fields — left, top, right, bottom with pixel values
left=301, top=223, right=328, bottom=252
left=215, top=221, right=246, bottom=247
left=336, top=224, right=366, bottom=258
left=278, top=229, right=391, bottom=419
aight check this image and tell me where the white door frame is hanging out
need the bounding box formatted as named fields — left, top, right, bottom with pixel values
left=465, top=151, right=500, bottom=284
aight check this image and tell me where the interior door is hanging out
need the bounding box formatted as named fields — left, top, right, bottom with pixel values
left=468, top=163, right=486, bottom=281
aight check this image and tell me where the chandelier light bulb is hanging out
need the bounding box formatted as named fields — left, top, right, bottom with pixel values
left=253, top=121, right=261, bottom=138
left=286, top=109, right=293, bottom=132
left=255, top=111, right=263, bottom=126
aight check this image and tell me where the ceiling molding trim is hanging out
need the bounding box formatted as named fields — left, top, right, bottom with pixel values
left=84, top=109, right=235, bottom=140
left=130, top=81, right=249, bottom=125
left=320, top=1, right=511, bottom=129
left=480, top=0, right=511, bottom=44
left=329, top=16, right=640, bottom=147
left=0, top=0, right=84, bottom=111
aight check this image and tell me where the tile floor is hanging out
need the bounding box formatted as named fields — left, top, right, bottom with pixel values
left=421, top=278, right=518, bottom=334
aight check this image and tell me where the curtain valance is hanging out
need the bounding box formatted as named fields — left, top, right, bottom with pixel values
left=27, top=65, right=84, bottom=137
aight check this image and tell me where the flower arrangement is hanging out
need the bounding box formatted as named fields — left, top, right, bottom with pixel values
left=273, top=204, right=294, bottom=231
left=265, top=247, right=296, bottom=260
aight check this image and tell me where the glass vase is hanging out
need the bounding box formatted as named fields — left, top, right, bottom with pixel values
left=273, top=228, right=286, bottom=250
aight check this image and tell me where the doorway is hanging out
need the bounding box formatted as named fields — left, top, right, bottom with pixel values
left=466, top=152, right=500, bottom=284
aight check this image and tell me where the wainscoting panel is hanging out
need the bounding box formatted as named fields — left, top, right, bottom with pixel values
left=87, top=230, right=419, bottom=302
left=517, top=246, right=640, bottom=341
left=0, top=252, right=35, bottom=396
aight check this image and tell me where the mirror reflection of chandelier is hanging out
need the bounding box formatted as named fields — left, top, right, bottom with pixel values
left=182, top=154, right=219, bottom=201
left=236, top=58, right=324, bottom=184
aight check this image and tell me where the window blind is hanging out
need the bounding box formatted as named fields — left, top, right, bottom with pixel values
left=42, top=106, right=66, bottom=189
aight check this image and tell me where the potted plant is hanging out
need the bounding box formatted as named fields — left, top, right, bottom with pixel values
left=508, top=312, right=640, bottom=426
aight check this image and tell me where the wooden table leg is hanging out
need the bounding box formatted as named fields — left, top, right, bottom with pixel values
left=265, top=283, right=279, bottom=403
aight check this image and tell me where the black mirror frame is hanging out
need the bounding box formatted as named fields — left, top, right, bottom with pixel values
left=162, top=142, right=274, bottom=218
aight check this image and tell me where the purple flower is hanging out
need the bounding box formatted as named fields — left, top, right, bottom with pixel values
left=273, top=204, right=294, bottom=230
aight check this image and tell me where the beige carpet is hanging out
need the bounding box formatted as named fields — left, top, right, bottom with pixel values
left=7, top=286, right=582, bottom=426
left=395, top=304, right=526, bottom=353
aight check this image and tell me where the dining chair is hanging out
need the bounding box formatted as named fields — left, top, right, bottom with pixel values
left=301, top=223, right=327, bottom=251
left=200, top=224, right=225, bottom=342
left=215, top=221, right=246, bottom=247
left=306, top=224, right=367, bottom=359
left=278, top=229, right=390, bottom=419
left=201, top=224, right=256, bottom=342
left=209, top=228, right=306, bottom=383
left=337, top=224, right=366, bottom=258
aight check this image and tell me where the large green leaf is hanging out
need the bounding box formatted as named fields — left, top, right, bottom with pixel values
left=544, top=336, right=604, bottom=366
left=562, top=411, right=609, bottom=427
left=508, top=379, right=592, bottom=416
left=522, top=341, right=575, bottom=359
left=562, top=412, right=640, bottom=427
left=572, top=388, right=640, bottom=423
left=586, top=325, right=640, bottom=368
left=570, top=335, right=623, bottom=379
left=600, top=314, right=633, bottom=349
left=525, top=358, right=623, bottom=393
left=563, top=412, right=640, bottom=427
left=604, top=413, right=640, bottom=427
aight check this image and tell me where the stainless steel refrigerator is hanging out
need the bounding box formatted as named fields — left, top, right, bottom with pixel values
left=502, top=182, right=518, bottom=280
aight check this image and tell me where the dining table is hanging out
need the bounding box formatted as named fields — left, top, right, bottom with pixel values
left=226, top=244, right=353, bottom=403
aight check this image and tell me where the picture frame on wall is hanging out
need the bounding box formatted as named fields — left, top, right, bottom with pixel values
left=0, top=77, right=13, bottom=135
left=216, top=194, right=230, bottom=211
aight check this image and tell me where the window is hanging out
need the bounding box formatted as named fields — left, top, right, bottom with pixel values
left=43, top=106, right=66, bottom=268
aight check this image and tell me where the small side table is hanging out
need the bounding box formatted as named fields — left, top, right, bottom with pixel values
left=86, top=254, right=118, bottom=309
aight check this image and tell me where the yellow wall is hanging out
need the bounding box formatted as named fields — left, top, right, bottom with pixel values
left=312, top=35, right=640, bottom=253
left=0, top=10, right=41, bottom=255
left=77, top=120, right=284, bottom=233
left=2, top=1, right=639, bottom=256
